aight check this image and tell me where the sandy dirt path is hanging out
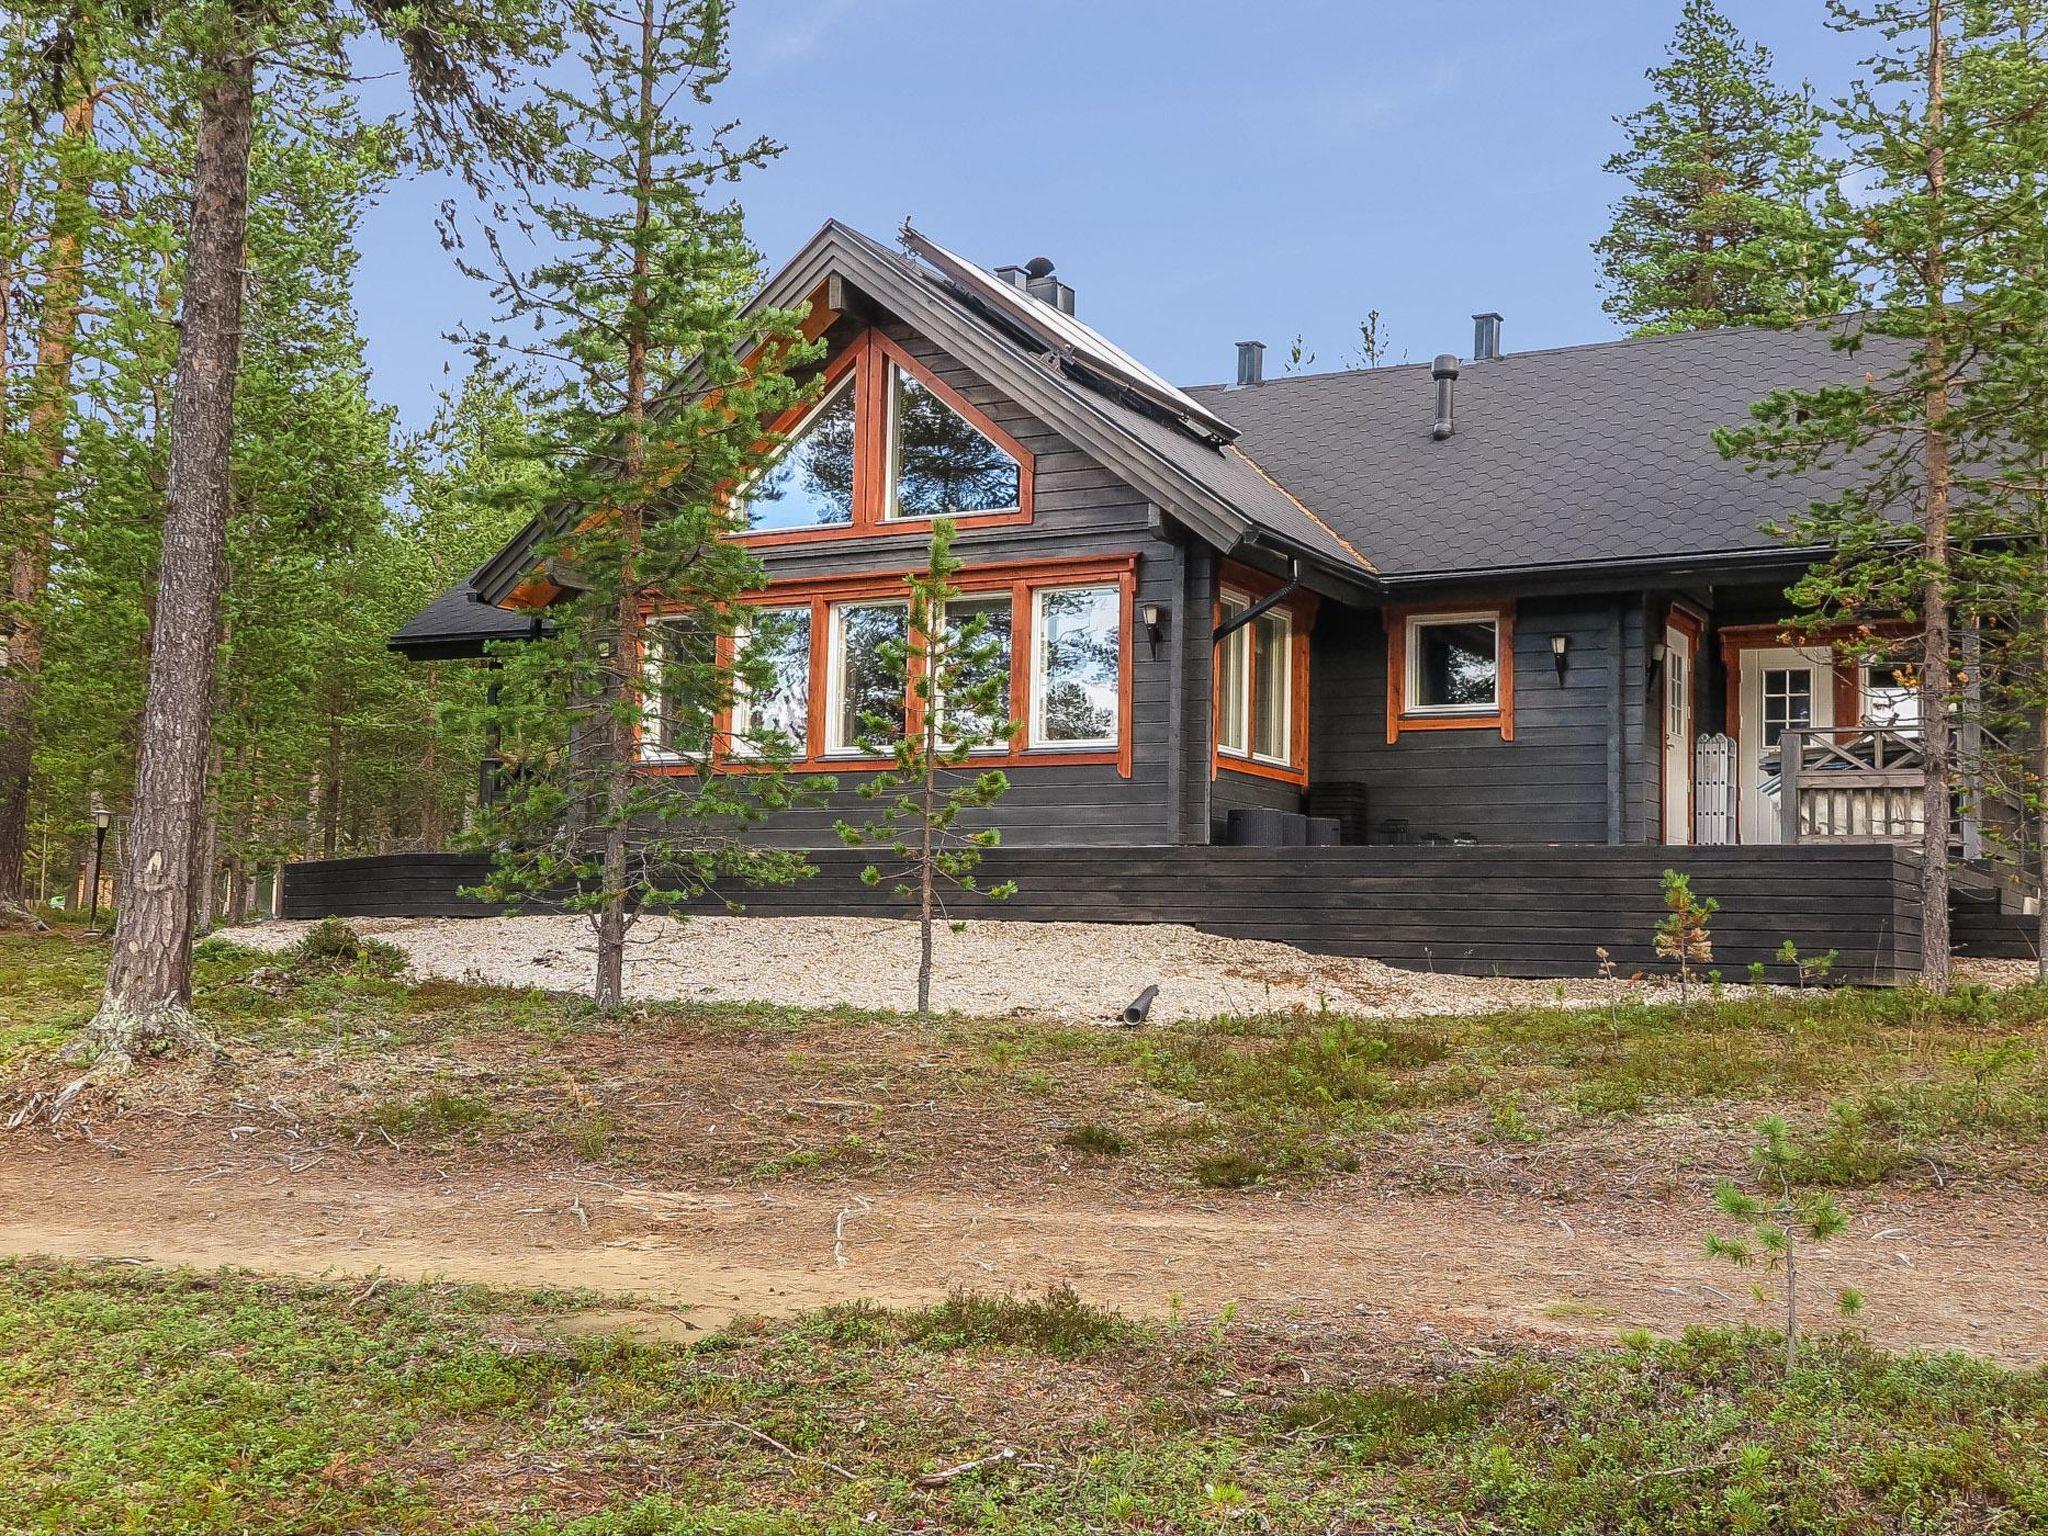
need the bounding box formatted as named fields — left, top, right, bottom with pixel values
left=4, top=1141, right=2043, bottom=1362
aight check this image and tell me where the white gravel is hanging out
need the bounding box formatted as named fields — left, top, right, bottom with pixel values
left=229, top=913, right=1655, bottom=1025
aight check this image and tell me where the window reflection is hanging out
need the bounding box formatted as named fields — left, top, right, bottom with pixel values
left=747, top=374, right=856, bottom=532
left=1034, top=586, right=1119, bottom=745
left=890, top=368, right=1020, bottom=519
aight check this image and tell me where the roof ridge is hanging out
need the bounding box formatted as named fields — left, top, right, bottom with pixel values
left=1181, top=315, right=1870, bottom=395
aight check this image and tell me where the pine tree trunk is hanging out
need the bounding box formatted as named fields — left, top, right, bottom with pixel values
left=193, top=738, right=223, bottom=932
left=1782, top=1228, right=1800, bottom=1376
left=87, top=36, right=255, bottom=1063
left=320, top=712, right=343, bottom=857
left=1918, top=0, right=1955, bottom=994
left=593, top=0, right=658, bottom=1011
left=0, top=87, right=97, bottom=904
left=918, top=719, right=937, bottom=1022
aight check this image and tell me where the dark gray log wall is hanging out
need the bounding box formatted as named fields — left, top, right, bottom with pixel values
left=1309, top=595, right=1656, bottom=846
left=283, top=844, right=1924, bottom=984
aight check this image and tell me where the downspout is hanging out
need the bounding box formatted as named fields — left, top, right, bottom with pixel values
left=1213, top=559, right=1304, bottom=643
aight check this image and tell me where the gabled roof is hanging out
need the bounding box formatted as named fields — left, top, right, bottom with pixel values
left=390, top=568, right=541, bottom=659
left=1186, top=324, right=1908, bottom=583
left=462, top=219, right=1378, bottom=613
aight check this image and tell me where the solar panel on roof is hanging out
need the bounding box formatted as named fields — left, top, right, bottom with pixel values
left=901, top=225, right=1239, bottom=446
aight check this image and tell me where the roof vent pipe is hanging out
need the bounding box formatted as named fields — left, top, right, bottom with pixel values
left=1235, top=339, right=1266, bottom=388
left=1472, top=311, right=1503, bottom=361
left=1432, top=354, right=1460, bottom=440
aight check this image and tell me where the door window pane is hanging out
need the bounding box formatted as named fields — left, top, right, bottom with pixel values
left=828, top=602, right=907, bottom=753
left=731, top=607, right=811, bottom=756
left=1216, top=596, right=1250, bottom=755
left=1411, top=617, right=1499, bottom=709
left=1761, top=668, right=1813, bottom=748
left=1252, top=609, right=1291, bottom=762
left=1864, top=662, right=1920, bottom=729
left=1668, top=651, right=1687, bottom=737
left=1032, top=586, right=1120, bottom=746
left=746, top=372, right=856, bottom=532
left=939, top=595, right=1012, bottom=748
left=888, top=367, right=1021, bottom=519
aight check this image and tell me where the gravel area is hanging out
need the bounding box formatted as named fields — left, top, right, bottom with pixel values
left=231, top=914, right=1659, bottom=1024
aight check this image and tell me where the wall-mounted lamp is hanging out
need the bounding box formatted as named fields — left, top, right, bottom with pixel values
left=1647, top=639, right=1668, bottom=699
left=1550, top=633, right=1569, bottom=684
left=1142, top=601, right=1169, bottom=656
left=1650, top=639, right=1668, bottom=668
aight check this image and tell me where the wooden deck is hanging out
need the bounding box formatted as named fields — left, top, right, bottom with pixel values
left=282, top=844, right=1927, bottom=984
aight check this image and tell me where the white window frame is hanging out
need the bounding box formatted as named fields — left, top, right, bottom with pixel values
left=823, top=598, right=907, bottom=757
left=1215, top=588, right=1296, bottom=767
left=728, top=604, right=812, bottom=759
left=881, top=361, right=1022, bottom=524
left=936, top=593, right=1013, bottom=754
left=739, top=369, right=858, bottom=533
left=1404, top=610, right=1502, bottom=716
left=1028, top=583, right=1121, bottom=751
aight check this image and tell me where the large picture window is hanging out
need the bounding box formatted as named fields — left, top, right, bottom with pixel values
left=729, top=607, right=812, bottom=757
left=1032, top=585, right=1120, bottom=748
left=735, top=329, right=1033, bottom=545
left=644, top=557, right=1131, bottom=776
left=939, top=595, right=1012, bottom=748
left=826, top=601, right=909, bottom=755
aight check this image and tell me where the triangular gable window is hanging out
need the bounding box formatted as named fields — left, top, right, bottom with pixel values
left=737, top=328, right=1033, bottom=544
left=745, top=371, right=856, bottom=533
left=886, top=368, right=1021, bottom=520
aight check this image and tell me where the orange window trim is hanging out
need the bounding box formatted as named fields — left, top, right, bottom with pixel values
left=1385, top=600, right=1516, bottom=743
left=639, top=553, right=1136, bottom=778
left=1210, top=560, right=1315, bottom=786
left=729, top=326, right=1035, bottom=550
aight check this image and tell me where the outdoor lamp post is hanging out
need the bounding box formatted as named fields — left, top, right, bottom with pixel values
left=88, top=803, right=110, bottom=933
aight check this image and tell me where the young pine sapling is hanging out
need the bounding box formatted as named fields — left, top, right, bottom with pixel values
left=1653, top=868, right=1718, bottom=1004
left=835, top=518, right=1017, bottom=1020
left=1704, top=1114, right=1864, bottom=1377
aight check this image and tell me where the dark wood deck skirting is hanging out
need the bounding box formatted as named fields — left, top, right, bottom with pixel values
left=282, top=844, right=1925, bottom=984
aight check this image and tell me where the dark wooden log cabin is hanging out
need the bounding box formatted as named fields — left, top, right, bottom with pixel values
left=349, top=218, right=2030, bottom=978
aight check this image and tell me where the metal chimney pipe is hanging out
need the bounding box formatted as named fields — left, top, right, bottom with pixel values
left=1472, top=312, right=1504, bottom=361
left=1235, top=340, right=1266, bottom=388
left=1432, top=354, right=1460, bottom=440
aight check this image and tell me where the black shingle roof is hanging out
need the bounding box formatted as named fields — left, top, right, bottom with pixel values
left=1185, top=324, right=1906, bottom=582
left=390, top=570, right=540, bottom=659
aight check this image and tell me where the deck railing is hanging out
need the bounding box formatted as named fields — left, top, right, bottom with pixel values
left=1776, top=728, right=1928, bottom=845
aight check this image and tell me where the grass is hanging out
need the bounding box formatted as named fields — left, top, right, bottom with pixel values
left=0, top=1260, right=2042, bottom=1534
left=3, top=929, right=2047, bottom=1189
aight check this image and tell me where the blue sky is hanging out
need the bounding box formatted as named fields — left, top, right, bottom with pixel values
left=352, top=0, right=1863, bottom=433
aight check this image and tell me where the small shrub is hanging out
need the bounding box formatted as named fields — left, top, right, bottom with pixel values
left=1192, top=1151, right=1269, bottom=1189
left=1653, top=869, right=1717, bottom=1004
left=1060, top=1122, right=1129, bottom=1157
left=362, top=1089, right=497, bottom=1140
left=905, top=1284, right=1136, bottom=1357
left=287, top=919, right=406, bottom=979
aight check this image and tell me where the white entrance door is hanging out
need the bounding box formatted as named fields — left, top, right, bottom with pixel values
left=1738, top=645, right=1836, bottom=844
left=1662, top=623, right=1696, bottom=844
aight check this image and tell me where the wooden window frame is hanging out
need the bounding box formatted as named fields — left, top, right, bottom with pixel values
left=731, top=327, right=1035, bottom=550
left=1211, top=561, right=1313, bottom=786
left=1385, top=600, right=1515, bottom=742
left=641, top=552, right=1135, bottom=778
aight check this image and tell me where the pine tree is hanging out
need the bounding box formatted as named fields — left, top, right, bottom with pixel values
left=1717, top=0, right=2048, bottom=993
left=459, top=0, right=817, bottom=1008
left=835, top=517, right=1017, bottom=1021
left=1597, top=0, right=1852, bottom=334
left=86, top=0, right=560, bottom=1064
